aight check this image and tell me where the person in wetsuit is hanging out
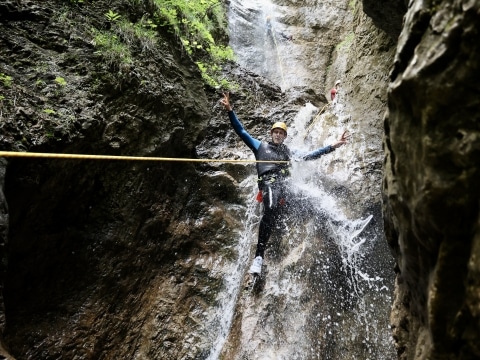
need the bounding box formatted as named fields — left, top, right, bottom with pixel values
left=220, top=93, right=350, bottom=274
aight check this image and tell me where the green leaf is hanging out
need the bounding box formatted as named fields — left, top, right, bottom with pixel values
left=105, top=10, right=121, bottom=22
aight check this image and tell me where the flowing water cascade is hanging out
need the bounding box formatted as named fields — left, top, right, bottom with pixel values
left=227, top=0, right=302, bottom=90
left=199, top=0, right=396, bottom=358
left=201, top=105, right=395, bottom=358
left=202, top=103, right=395, bottom=358
left=286, top=105, right=395, bottom=358
left=206, top=178, right=259, bottom=360
left=226, top=0, right=354, bottom=94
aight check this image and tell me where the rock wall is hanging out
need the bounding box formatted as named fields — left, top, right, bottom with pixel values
left=228, top=0, right=354, bottom=95
left=382, top=0, right=480, bottom=359
left=0, top=158, right=8, bottom=345
left=214, top=0, right=399, bottom=358
left=0, top=0, right=401, bottom=358
left=362, top=0, right=407, bottom=40
left=330, top=0, right=397, bottom=202
left=0, top=0, right=238, bottom=358
left=1, top=0, right=477, bottom=359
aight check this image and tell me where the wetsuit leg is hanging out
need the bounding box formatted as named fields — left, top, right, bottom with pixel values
left=255, top=183, right=284, bottom=258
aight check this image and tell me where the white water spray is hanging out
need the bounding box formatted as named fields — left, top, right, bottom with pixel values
left=206, top=177, right=259, bottom=360
left=203, top=0, right=395, bottom=357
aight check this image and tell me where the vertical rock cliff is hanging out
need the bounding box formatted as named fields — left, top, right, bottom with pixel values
left=0, top=0, right=478, bottom=359
left=383, top=0, right=480, bottom=358
left=214, top=0, right=399, bottom=358
left=0, top=0, right=227, bottom=358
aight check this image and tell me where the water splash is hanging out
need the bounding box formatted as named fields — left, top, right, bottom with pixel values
left=205, top=177, right=259, bottom=360
left=204, top=0, right=395, bottom=357
left=203, top=102, right=393, bottom=358
left=286, top=105, right=395, bottom=359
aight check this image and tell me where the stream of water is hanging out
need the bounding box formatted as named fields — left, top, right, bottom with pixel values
left=205, top=178, right=258, bottom=360
left=204, top=0, right=395, bottom=358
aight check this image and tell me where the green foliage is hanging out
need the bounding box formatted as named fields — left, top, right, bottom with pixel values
left=55, top=77, right=67, bottom=86
left=0, top=95, right=4, bottom=101
left=208, top=44, right=234, bottom=63
left=35, top=79, right=46, bottom=88
left=196, top=60, right=237, bottom=90
left=92, top=28, right=133, bottom=67
left=88, top=0, right=234, bottom=86
left=43, top=108, right=56, bottom=115
left=158, top=6, right=177, bottom=28
left=143, top=19, right=157, bottom=30
left=153, top=0, right=235, bottom=88
left=105, top=9, right=121, bottom=22
left=348, top=0, right=356, bottom=11
left=116, top=18, right=157, bottom=51
left=92, top=14, right=160, bottom=67
left=0, top=73, right=12, bottom=87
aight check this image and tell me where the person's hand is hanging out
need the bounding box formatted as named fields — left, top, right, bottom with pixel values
left=332, top=130, right=351, bottom=148
left=220, top=92, right=233, bottom=111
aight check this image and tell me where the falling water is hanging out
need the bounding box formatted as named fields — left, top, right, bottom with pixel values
left=283, top=105, right=394, bottom=359
left=203, top=113, right=395, bottom=358
left=203, top=0, right=396, bottom=358
left=226, top=0, right=300, bottom=90
left=205, top=177, right=259, bottom=360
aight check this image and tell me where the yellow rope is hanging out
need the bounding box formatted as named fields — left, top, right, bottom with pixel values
left=0, top=151, right=288, bottom=163
left=303, top=102, right=330, bottom=140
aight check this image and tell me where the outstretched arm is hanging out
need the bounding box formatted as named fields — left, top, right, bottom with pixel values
left=301, top=131, right=351, bottom=161
left=220, top=93, right=261, bottom=151
left=331, top=130, right=350, bottom=149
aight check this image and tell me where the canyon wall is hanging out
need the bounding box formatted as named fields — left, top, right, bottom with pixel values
left=0, top=0, right=478, bottom=359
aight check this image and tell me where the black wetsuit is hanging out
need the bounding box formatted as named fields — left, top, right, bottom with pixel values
left=228, top=110, right=335, bottom=258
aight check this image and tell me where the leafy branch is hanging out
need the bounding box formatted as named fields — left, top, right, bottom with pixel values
left=154, top=0, right=235, bottom=88
left=105, top=9, right=121, bottom=22
left=87, top=0, right=235, bottom=87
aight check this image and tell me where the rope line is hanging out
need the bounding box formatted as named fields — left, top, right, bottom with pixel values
left=303, top=102, right=330, bottom=140
left=0, top=151, right=288, bottom=163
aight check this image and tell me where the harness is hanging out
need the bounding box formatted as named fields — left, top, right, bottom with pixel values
left=256, top=141, right=291, bottom=179
left=255, top=141, right=291, bottom=202
left=257, top=168, right=290, bottom=186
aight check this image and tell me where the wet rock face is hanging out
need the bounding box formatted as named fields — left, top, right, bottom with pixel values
left=362, top=0, right=407, bottom=40
left=0, top=0, right=338, bottom=357
left=0, top=159, right=7, bottom=333
left=211, top=1, right=398, bottom=359
left=383, top=0, right=480, bottom=358
left=0, top=0, right=401, bottom=357
left=228, top=0, right=355, bottom=94
left=1, top=0, right=477, bottom=359
left=0, top=0, right=237, bottom=358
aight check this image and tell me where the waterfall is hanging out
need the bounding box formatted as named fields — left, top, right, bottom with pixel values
left=203, top=0, right=396, bottom=358
left=286, top=106, right=395, bottom=359
left=227, top=0, right=300, bottom=90
left=205, top=177, right=259, bottom=360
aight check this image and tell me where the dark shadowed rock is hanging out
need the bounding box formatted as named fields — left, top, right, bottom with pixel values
left=362, top=0, right=408, bottom=40
left=0, top=0, right=477, bottom=358
left=383, top=0, right=480, bottom=358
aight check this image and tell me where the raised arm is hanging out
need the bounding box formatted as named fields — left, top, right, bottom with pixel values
left=220, top=93, right=261, bottom=151
left=331, top=130, right=350, bottom=148
left=300, top=130, right=351, bottom=161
